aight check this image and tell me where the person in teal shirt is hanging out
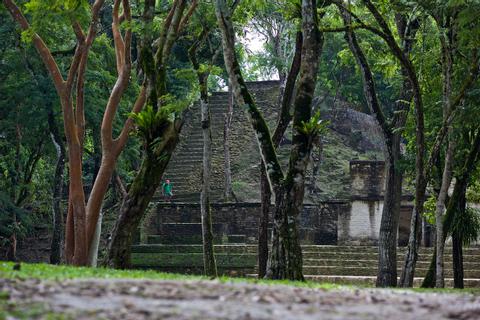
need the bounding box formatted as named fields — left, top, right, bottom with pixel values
left=162, top=179, right=173, bottom=200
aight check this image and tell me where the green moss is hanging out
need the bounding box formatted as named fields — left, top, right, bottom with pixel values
left=131, top=252, right=257, bottom=268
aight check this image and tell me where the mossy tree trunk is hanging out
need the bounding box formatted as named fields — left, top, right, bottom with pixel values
left=106, top=123, right=181, bottom=268
left=3, top=0, right=148, bottom=266
left=421, top=128, right=480, bottom=287
left=258, top=31, right=302, bottom=278
left=106, top=0, right=197, bottom=269
left=258, top=164, right=271, bottom=278
left=341, top=8, right=413, bottom=287
left=188, top=28, right=219, bottom=277
left=216, top=0, right=323, bottom=281
left=48, top=106, right=66, bottom=265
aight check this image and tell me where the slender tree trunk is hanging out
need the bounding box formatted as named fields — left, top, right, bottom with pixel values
left=258, top=31, right=303, bottom=278
left=87, top=209, right=103, bottom=267
left=106, top=123, right=180, bottom=268
left=258, top=164, right=271, bottom=278
left=200, top=98, right=217, bottom=277
left=7, top=122, right=21, bottom=262
left=435, top=20, right=455, bottom=287
left=435, top=138, right=454, bottom=287
left=48, top=108, right=66, bottom=265
left=452, top=231, right=464, bottom=289
left=266, top=186, right=304, bottom=280
left=422, top=128, right=480, bottom=287
left=188, top=29, right=219, bottom=277
left=341, top=9, right=404, bottom=287
left=376, top=149, right=402, bottom=287
left=216, top=0, right=322, bottom=281
left=224, top=84, right=234, bottom=201
left=453, top=190, right=466, bottom=289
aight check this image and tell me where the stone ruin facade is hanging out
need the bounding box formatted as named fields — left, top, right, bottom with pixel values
left=142, top=160, right=414, bottom=246
left=140, top=81, right=414, bottom=246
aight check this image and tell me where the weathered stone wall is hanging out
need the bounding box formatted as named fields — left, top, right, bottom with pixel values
left=160, top=81, right=281, bottom=202
left=142, top=201, right=348, bottom=245
left=338, top=199, right=413, bottom=246
left=350, top=160, right=385, bottom=199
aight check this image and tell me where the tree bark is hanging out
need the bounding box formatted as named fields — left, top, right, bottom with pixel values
left=106, top=123, right=181, bottom=268
left=48, top=107, right=66, bottom=265
left=200, top=97, right=217, bottom=277
left=106, top=0, right=196, bottom=269
left=266, top=186, right=304, bottom=280
left=258, top=164, right=271, bottom=278
left=188, top=30, right=218, bottom=277
left=422, top=128, right=480, bottom=287
left=434, top=139, right=454, bottom=287
left=341, top=8, right=405, bottom=287
left=258, top=31, right=302, bottom=278
left=216, top=0, right=323, bottom=281
left=452, top=230, right=464, bottom=289
left=3, top=0, right=150, bottom=266
left=87, top=209, right=103, bottom=267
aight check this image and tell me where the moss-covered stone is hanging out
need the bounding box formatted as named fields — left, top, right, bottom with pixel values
left=131, top=252, right=257, bottom=268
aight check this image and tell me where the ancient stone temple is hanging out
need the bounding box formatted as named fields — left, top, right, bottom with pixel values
left=139, top=80, right=413, bottom=246
left=132, top=81, right=480, bottom=287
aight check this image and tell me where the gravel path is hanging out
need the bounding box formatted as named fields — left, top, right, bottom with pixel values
left=1, top=278, right=480, bottom=319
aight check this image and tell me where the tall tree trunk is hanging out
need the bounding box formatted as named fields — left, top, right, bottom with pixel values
left=48, top=107, right=66, bottom=265
left=435, top=17, right=455, bottom=287
left=452, top=230, right=464, bottom=289
left=87, top=126, right=103, bottom=267
left=266, top=186, right=304, bottom=280
left=87, top=209, right=103, bottom=267
left=435, top=138, right=454, bottom=287
left=376, top=144, right=403, bottom=287
left=453, top=189, right=466, bottom=289
left=258, top=31, right=302, bottom=278
left=258, top=164, right=271, bottom=278
left=216, top=0, right=322, bottom=281
left=223, top=84, right=234, bottom=201
left=106, top=123, right=180, bottom=268
left=341, top=8, right=405, bottom=287
left=188, top=28, right=219, bottom=277
left=422, top=128, right=480, bottom=287
left=200, top=98, right=217, bottom=277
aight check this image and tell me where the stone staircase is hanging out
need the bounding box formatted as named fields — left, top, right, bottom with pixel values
left=131, top=244, right=480, bottom=287
left=157, top=81, right=280, bottom=203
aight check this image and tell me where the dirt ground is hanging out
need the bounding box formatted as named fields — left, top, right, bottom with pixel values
left=1, top=278, right=480, bottom=320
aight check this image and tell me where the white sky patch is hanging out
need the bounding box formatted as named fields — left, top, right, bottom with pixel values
left=239, top=26, right=279, bottom=81
left=213, top=26, right=278, bottom=89
left=240, top=27, right=267, bottom=54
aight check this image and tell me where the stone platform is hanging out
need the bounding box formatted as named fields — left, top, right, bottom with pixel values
left=131, top=244, right=480, bottom=288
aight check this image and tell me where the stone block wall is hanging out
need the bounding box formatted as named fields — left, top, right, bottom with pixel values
left=142, top=201, right=347, bottom=245
left=350, top=160, right=385, bottom=199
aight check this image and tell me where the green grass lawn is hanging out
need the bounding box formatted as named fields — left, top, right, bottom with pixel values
left=1, top=261, right=479, bottom=294
left=0, top=261, right=339, bottom=290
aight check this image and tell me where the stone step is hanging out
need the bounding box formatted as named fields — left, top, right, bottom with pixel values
left=301, top=266, right=480, bottom=278
left=147, top=234, right=224, bottom=245
left=301, top=252, right=480, bottom=262
left=131, top=245, right=477, bottom=264
left=302, top=259, right=480, bottom=268
left=131, top=244, right=480, bottom=255
left=299, top=245, right=480, bottom=254
left=131, top=252, right=256, bottom=268
left=131, top=244, right=257, bottom=254
left=303, top=276, right=480, bottom=288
